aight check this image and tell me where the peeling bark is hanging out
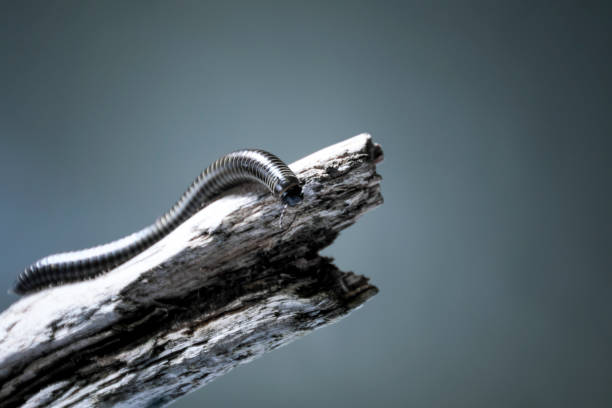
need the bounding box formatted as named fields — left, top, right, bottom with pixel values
left=0, top=134, right=384, bottom=407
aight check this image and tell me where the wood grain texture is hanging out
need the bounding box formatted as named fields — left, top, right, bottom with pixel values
left=0, top=134, right=384, bottom=407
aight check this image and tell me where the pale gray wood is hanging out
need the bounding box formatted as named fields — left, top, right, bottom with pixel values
left=0, top=134, right=384, bottom=408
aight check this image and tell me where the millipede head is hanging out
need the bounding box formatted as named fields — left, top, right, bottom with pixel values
left=281, top=184, right=303, bottom=207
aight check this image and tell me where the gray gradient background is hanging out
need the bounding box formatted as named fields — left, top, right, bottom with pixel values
left=1, top=1, right=611, bottom=407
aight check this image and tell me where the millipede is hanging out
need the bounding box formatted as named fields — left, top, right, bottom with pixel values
left=13, top=149, right=303, bottom=295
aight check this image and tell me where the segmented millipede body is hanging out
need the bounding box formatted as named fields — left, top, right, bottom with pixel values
left=13, top=150, right=303, bottom=295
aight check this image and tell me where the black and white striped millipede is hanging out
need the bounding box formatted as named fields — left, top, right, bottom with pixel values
left=13, top=149, right=303, bottom=295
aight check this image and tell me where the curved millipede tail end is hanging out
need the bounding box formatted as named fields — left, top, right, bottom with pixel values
left=12, top=266, right=37, bottom=295
left=10, top=279, right=24, bottom=296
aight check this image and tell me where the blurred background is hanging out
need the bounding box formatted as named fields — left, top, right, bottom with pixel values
left=1, top=1, right=611, bottom=407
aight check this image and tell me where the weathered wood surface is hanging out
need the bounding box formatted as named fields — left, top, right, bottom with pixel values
left=0, top=134, right=384, bottom=407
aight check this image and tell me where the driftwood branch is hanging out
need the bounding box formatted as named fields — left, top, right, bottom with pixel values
left=0, top=134, right=384, bottom=407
